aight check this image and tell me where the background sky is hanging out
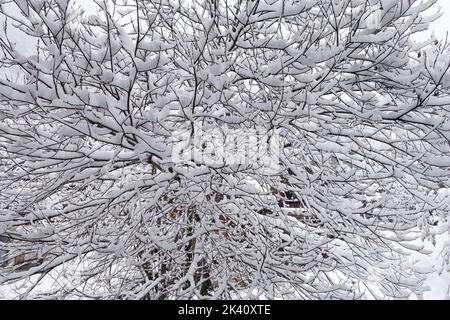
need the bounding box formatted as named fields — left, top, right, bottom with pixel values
left=431, top=0, right=450, bottom=39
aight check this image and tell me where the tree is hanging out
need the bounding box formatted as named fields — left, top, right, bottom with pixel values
left=0, top=0, right=450, bottom=299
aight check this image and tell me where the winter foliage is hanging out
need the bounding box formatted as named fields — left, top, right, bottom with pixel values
left=0, top=0, right=450, bottom=299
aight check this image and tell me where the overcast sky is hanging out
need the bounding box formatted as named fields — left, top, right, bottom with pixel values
left=432, top=0, right=450, bottom=38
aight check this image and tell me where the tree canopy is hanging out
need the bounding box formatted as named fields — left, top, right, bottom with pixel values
left=0, top=0, right=450, bottom=299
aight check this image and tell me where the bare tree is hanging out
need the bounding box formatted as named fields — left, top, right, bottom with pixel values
left=1, top=0, right=450, bottom=299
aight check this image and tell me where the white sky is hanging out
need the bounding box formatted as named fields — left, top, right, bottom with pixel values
left=432, top=0, right=450, bottom=39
